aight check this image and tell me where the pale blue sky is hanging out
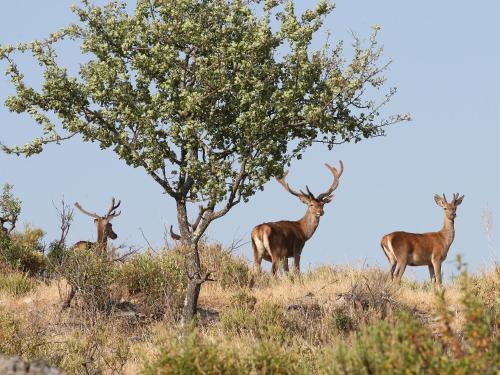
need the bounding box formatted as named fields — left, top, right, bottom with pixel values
left=1, top=1, right=498, bottom=279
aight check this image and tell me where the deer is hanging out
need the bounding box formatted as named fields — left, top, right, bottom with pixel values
left=62, top=197, right=121, bottom=309
left=380, top=193, right=464, bottom=286
left=73, top=197, right=121, bottom=253
left=251, top=161, right=344, bottom=274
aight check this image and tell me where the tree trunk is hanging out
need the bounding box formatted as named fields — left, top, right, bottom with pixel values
left=182, top=240, right=203, bottom=323
left=176, top=200, right=204, bottom=324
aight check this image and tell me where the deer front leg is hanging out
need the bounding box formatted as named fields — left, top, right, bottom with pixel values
left=428, top=265, right=436, bottom=284
left=432, top=258, right=443, bottom=286
left=293, top=252, right=301, bottom=272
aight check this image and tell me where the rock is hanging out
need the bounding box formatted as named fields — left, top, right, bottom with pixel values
left=0, top=355, right=65, bottom=375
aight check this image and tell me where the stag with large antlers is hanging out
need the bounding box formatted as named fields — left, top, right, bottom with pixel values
left=62, top=198, right=121, bottom=309
left=381, top=193, right=464, bottom=286
left=252, top=161, right=344, bottom=274
left=73, top=197, right=121, bottom=253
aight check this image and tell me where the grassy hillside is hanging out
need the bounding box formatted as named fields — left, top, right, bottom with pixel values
left=0, top=231, right=498, bottom=374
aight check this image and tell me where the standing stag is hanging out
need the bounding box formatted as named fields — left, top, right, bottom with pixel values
left=62, top=197, right=121, bottom=309
left=252, top=161, right=344, bottom=274
left=381, top=193, right=464, bottom=285
left=73, top=197, right=121, bottom=252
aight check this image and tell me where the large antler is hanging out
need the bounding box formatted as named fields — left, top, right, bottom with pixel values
left=74, top=202, right=100, bottom=219
left=106, top=197, right=121, bottom=219
left=317, top=160, right=344, bottom=201
left=276, top=171, right=304, bottom=197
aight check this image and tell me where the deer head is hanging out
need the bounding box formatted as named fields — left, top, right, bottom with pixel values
left=74, top=197, right=121, bottom=245
left=434, top=193, right=464, bottom=221
left=276, top=160, right=344, bottom=218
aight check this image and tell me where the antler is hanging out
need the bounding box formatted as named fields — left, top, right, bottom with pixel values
left=276, top=171, right=303, bottom=197
left=317, top=160, right=344, bottom=201
left=74, top=202, right=100, bottom=219
left=106, top=197, right=121, bottom=219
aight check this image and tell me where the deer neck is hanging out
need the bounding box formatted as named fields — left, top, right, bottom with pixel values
left=96, top=226, right=107, bottom=248
left=299, top=207, right=321, bottom=240
left=439, top=215, right=455, bottom=251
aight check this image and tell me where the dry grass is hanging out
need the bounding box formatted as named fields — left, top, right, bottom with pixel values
left=0, top=251, right=498, bottom=374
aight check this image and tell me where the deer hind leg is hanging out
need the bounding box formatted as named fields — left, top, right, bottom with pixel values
left=381, top=240, right=397, bottom=280
left=252, top=237, right=263, bottom=273
left=271, top=255, right=280, bottom=275
left=283, top=257, right=289, bottom=272
left=395, top=259, right=407, bottom=284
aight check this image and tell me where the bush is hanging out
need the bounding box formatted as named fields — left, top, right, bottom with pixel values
left=119, top=250, right=187, bottom=319
left=58, top=247, right=117, bottom=312
left=143, top=332, right=239, bottom=375
left=0, top=271, right=36, bottom=296
left=220, top=301, right=289, bottom=343
left=199, top=242, right=252, bottom=289
left=0, top=225, right=46, bottom=275
left=143, top=332, right=310, bottom=375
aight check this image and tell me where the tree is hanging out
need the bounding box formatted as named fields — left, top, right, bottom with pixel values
left=0, top=184, right=21, bottom=236
left=0, top=0, right=410, bottom=322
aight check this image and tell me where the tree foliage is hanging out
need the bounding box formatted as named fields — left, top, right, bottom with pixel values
left=1, top=0, right=409, bottom=240
left=0, top=184, right=21, bottom=235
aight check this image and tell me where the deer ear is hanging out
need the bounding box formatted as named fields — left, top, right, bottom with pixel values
left=434, top=195, right=445, bottom=207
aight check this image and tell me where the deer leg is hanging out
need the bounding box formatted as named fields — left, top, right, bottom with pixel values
left=283, top=257, right=289, bottom=272
left=293, top=252, right=301, bottom=273
left=252, top=238, right=263, bottom=273
left=395, top=261, right=407, bottom=284
left=428, top=265, right=436, bottom=284
left=271, top=256, right=280, bottom=275
left=389, top=261, right=397, bottom=281
left=432, top=259, right=443, bottom=286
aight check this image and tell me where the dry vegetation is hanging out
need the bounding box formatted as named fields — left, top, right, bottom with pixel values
left=0, top=228, right=499, bottom=374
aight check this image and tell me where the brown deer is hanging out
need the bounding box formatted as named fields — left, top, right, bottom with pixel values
left=381, top=193, right=464, bottom=285
left=62, top=197, right=121, bottom=309
left=252, top=161, right=344, bottom=274
left=73, top=197, right=121, bottom=253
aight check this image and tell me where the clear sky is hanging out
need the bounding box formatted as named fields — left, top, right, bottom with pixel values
left=1, top=1, right=498, bottom=280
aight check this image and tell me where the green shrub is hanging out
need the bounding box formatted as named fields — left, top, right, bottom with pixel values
left=58, top=247, right=116, bottom=311
left=119, top=250, right=187, bottom=319
left=0, top=225, right=46, bottom=275
left=199, top=242, right=252, bottom=289
left=220, top=301, right=289, bottom=343
left=0, top=271, right=36, bottom=296
left=143, top=332, right=239, bottom=375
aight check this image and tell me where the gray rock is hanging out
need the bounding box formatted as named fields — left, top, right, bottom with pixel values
left=0, top=355, right=65, bottom=375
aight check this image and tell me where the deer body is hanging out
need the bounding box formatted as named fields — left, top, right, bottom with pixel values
left=381, top=193, right=463, bottom=285
left=252, top=161, right=343, bottom=274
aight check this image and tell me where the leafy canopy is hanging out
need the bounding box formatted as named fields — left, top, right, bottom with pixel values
left=0, top=0, right=409, bottom=237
